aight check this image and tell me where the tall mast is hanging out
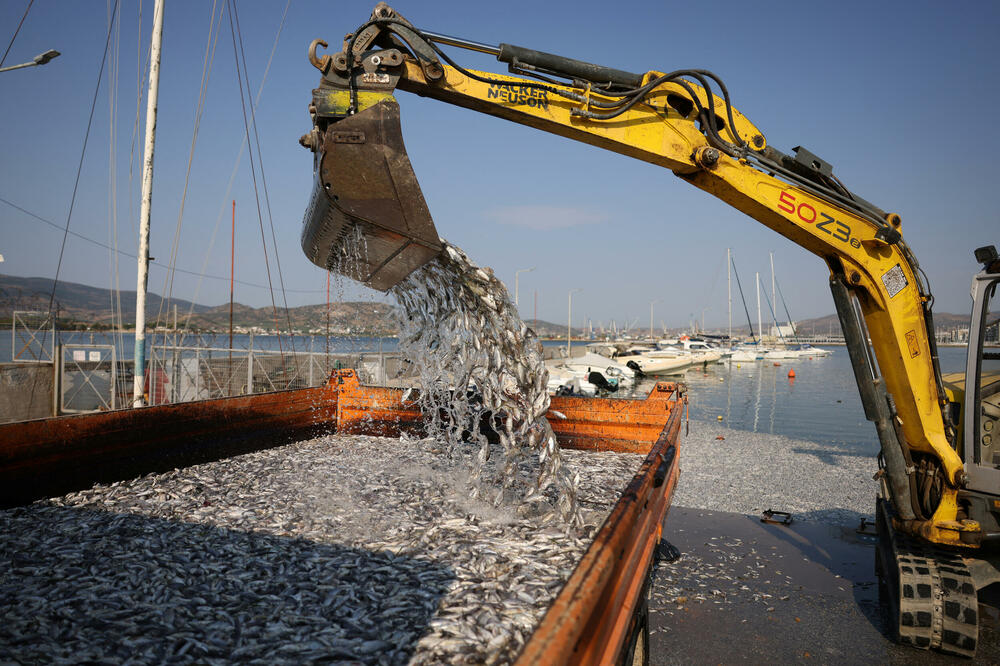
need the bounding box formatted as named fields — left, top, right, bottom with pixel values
left=132, top=0, right=165, bottom=408
left=229, top=200, right=235, bottom=351
left=756, top=271, right=762, bottom=344
left=727, top=248, right=732, bottom=342
left=770, top=251, right=776, bottom=329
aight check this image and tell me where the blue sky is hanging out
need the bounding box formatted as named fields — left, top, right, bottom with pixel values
left=1, top=0, right=997, bottom=331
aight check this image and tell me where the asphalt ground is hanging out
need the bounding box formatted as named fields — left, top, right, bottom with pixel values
left=648, top=507, right=1000, bottom=664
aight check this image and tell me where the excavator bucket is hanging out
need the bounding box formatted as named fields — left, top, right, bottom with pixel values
left=301, top=97, right=442, bottom=291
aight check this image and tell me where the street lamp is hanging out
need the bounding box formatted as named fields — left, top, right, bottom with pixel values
left=567, top=288, right=582, bottom=357
left=649, top=299, right=659, bottom=341
left=514, top=267, right=534, bottom=308
left=0, top=49, right=61, bottom=74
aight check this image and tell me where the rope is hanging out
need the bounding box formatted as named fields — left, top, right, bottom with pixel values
left=47, top=0, right=120, bottom=318
left=0, top=0, right=34, bottom=69
left=178, top=0, right=291, bottom=338
left=126, top=0, right=149, bottom=242
left=231, top=0, right=298, bottom=371
left=0, top=196, right=327, bottom=293
left=731, top=255, right=756, bottom=343
left=27, top=0, right=120, bottom=417
left=107, top=0, right=125, bottom=393
left=155, top=0, right=223, bottom=331
left=226, top=0, right=285, bottom=362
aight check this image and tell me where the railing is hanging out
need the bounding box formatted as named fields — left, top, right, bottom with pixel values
left=140, top=345, right=402, bottom=406
left=54, top=343, right=404, bottom=412
left=60, top=344, right=117, bottom=413
left=11, top=310, right=55, bottom=363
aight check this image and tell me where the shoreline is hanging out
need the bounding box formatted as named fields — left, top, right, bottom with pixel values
left=674, top=420, right=878, bottom=526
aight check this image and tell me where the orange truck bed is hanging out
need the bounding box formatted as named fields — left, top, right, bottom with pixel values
left=0, top=370, right=684, bottom=664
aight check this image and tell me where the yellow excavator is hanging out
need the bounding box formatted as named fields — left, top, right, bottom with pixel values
left=298, top=4, right=1000, bottom=656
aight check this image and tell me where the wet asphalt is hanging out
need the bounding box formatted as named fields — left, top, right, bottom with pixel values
left=648, top=507, right=1000, bottom=665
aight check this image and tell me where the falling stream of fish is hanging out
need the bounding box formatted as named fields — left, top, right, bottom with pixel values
left=326, top=224, right=583, bottom=527
left=390, top=242, right=583, bottom=529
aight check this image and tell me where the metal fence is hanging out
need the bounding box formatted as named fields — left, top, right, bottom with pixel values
left=46, top=340, right=404, bottom=415
left=138, top=344, right=403, bottom=407
left=12, top=310, right=55, bottom=363
left=60, top=344, right=117, bottom=413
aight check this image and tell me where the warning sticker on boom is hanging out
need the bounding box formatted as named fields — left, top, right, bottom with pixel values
left=905, top=330, right=920, bottom=358
left=881, top=264, right=908, bottom=298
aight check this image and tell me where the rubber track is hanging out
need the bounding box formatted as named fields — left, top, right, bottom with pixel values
left=876, top=499, right=978, bottom=657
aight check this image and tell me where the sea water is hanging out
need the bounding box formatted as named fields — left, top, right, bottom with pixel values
left=632, top=345, right=970, bottom=456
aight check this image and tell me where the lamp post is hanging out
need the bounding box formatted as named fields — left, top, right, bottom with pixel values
left=649, top=299, right=659, bottom=341
left=514, top=267, right=534, bottom=308
left=0, top=49, right=60, bottom=73
left=567, top=288, right=582, bottom=357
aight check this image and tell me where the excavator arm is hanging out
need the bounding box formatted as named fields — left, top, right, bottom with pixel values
left=299, top=3, right=976, bottom=547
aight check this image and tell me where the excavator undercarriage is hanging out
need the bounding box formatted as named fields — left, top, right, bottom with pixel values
left=876, top=497, right=980, bottom=656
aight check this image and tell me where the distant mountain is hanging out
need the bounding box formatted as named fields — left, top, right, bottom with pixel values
left=3, top=274, right=969, bottom=337
left=0, top=274, right=569, bottom=335
left=701, top=311, right=971, bottom=338
left=0, top=274, right=212, bottom=322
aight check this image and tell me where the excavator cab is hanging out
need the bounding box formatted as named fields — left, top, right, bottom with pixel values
left=957, top=246, right=1000, bottom=525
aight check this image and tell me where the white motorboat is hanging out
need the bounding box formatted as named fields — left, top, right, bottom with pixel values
left=612, top=347, right=698, bottom=376
left=727, top=345, right=767, bottom=362
left=656, top=338, right=726, bottom=363
left=549, top=351, right=637, bottom=385
left=764, top=344, right=834, bottom=359
left=546, top=366, right=598, bottom=396
left=795, top=344, right=833, bottom=357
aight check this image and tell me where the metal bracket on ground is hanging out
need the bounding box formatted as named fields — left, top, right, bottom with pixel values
left=761, top=509, right=793, bottom=526
left=857, top=517, right=878, bottom=536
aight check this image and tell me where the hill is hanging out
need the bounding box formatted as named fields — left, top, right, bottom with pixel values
left=0, top=274, right=569, bottom=336
left=701, top=311, right=971, bottom=338
left=2, top=274, right=970, bottom=338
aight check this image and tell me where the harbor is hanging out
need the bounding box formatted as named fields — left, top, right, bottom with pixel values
left=4, top=339, right=996, bottom=664
left=5, top=380, right=1000, bottom=663
left=3, top=0, right=1000, bottom=662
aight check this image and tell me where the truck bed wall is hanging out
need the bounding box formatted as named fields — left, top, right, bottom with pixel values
left=0, top=383, right=337, bottom=508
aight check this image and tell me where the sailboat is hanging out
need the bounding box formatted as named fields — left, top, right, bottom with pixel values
left=726, top=252, right=767, bottom=362
left=761, top=253, right=832, bottom=359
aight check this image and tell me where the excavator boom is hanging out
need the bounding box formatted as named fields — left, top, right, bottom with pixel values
left=299, top=4, right=999, bottom=656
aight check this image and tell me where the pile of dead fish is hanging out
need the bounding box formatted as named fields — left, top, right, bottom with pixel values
left=649, top=532, right=791, bottom=619
left=0, top=435, right=641, bottom=664
left=391, top=242, right=582, bottom=528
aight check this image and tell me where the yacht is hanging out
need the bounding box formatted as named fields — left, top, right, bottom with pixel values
left=611, top=346, right=700, bottom=376
left=549, top=350, right=637, bottom=385
left=546, top=366, right=599, bottom=396
left=657, top=337, right=726, bottom=363
left=727, top=343, right=766, bottom=362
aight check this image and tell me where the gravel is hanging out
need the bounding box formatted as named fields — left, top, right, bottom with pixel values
left=673, top=420, right=879, bottom=526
